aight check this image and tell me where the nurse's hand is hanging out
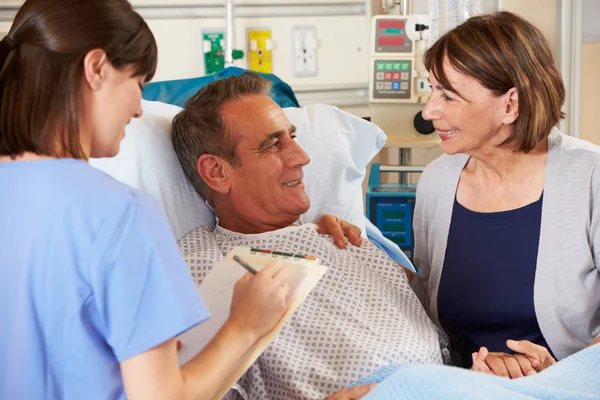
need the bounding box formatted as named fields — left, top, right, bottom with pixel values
left=471, top=340, right=556, bottom=379
left=325, top=384, right=376, bottom=399
left=316, top=214, right=362, bottom=249
left=229, top=260, right=292, bottom=339
left=121, top=262, right=291, bottom=400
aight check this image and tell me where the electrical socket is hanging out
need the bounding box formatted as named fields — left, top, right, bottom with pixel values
left=248, top=29, right=272, bottom=73
left=292, top=26, right=317, bottom=77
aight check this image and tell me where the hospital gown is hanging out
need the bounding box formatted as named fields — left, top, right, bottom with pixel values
left=179, top=224, right=443, bottom=400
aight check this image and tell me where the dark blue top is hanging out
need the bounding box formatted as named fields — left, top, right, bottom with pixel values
left=438, top=194, right=552, bottom=367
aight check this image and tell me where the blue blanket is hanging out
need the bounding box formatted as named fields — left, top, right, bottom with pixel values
left=354, top=344, right=600, bottom=400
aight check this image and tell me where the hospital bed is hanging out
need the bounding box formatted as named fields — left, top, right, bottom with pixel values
left=90, top=67, right=415, bottom=272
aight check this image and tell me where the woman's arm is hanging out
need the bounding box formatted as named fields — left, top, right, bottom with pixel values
left=120, top=323, right=255, bottom=400
left=120, top=261, right=291, bottom=400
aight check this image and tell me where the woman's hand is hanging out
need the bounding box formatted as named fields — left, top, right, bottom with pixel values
left=228, top=260, right=292, bottom=339
left=471, top=340, right=556, bottom=378
left=316, top=214, right=362, bottom=249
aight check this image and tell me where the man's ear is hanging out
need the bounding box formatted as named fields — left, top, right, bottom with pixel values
left=197, top=154, right=232, bottom=195
left=82, top=49, right=109, bottom=92
left=501, top=87, right=519, bottom=125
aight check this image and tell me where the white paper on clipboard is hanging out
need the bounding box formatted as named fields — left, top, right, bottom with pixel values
left=176, top=246, right=328, bottom=398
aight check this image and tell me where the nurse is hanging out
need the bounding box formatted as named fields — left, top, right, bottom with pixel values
left=0, top=1, right=361, bottom=399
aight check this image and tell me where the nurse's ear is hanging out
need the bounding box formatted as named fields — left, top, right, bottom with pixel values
left=82, top=49, right=109, bottom=92
left=197, top=154, right=233, bottom=195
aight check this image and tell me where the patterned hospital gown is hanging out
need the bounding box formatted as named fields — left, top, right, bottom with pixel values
left=178, top=224, right=443, bottom=400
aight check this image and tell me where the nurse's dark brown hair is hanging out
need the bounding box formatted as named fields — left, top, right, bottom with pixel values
left=0, top=0, right=157, bottom=159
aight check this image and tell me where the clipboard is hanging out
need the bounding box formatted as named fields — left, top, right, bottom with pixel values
left=177, top=246, right=328, bottom=399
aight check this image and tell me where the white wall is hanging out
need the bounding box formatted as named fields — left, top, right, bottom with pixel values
left=0, top=0, right=372, bottom=114
left=146, top=15, right=369, bottom=89
left=130, top=0, right=371, bottom=114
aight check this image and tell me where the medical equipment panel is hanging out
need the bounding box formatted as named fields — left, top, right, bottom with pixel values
left=369, top=15, right=429, bottom=105
left=366, top=163, right=419, bottom=261
left=374, top=18, right=413, bottom=53
left=372, top=59, right=412, bottom=100
left=368, top=14, right=438, bottom=148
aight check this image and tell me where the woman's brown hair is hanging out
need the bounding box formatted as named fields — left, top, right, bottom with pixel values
left=424, top=11, right=565, bottom=152
left=0, top=0, right=158, bottom=159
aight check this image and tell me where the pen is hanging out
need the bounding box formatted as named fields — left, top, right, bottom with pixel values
left=233, top=255, right=258, bottom=275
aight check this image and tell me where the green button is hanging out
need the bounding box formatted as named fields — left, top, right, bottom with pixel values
left=385, top=62, right=394, bottom=70
left=376, top=62, right=385, bottom=71
left=393, top=62, right=402, bottom=70
left=401, top=62, right=410, bottom=70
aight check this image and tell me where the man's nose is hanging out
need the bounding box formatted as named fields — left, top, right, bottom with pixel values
left=286, top=139, right=310, bottom=167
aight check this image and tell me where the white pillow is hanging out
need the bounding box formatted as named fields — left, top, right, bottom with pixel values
left=90, top=100, right=385, bottom=240
left=289, top=105, right=386, bottom=235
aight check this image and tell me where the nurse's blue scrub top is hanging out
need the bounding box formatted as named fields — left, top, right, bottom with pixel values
left=438, top=194, right=551, bottom=367
left=0, top=159, right=210, bottom=399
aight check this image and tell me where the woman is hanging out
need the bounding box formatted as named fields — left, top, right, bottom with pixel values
left=0, top=1, right=366, bottom=399
left=415, top=11, right=600, bottom=378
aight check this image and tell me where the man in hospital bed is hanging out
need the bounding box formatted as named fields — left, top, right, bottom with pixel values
left=171, top=73, right=444, bottom=400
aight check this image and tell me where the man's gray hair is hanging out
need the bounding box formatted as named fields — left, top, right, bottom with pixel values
left=172, top=72, right=273, bottom=202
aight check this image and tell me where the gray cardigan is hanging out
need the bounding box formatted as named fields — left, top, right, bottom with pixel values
left=414, top=128, right=600, bottom=360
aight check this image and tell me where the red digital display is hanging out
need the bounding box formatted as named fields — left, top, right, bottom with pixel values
left=378, top=20, right=405, bottom=29
left=378, top=36, right=405, bottom=47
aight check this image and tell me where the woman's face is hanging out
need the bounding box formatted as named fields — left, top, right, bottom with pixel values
left=422, top=58, right=517, bottom=156
left=86, top=62, right=146, bottom=159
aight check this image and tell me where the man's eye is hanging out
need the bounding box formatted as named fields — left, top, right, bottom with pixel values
left=290, top=134, right=297, bottom=140
left=271, top=141, right=280, bottom=149
left=442, top=94, right=454, bottom=102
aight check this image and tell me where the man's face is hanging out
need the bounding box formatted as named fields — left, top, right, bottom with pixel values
left=222, top=95, right=311, bottom=230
